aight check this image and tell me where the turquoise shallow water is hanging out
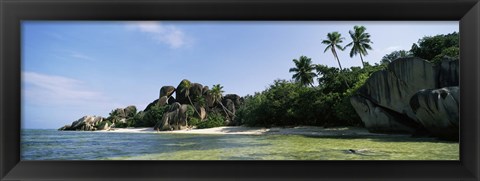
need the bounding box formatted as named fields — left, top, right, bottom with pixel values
left=21, top=129, right=459, bottom=160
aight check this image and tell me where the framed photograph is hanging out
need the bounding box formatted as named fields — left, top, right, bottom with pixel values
left=1, top=0, right=479, bottom=180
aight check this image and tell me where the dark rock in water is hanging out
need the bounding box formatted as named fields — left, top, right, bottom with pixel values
left=58, top=125, right=71, bottom=131
left=351, top=57, right=459, bottom=139
left=410, top=87, right=459, bottom=140
left=160, top=86, right=176, bottom=98
left=60, top=115, right=105, bottom=131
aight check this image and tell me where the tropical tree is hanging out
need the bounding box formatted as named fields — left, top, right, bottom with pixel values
left=289, top=56, right=316, bottom=87
left=211, top=84, right=233, bottom=120
left=410, top=32, right=459, bottom=64
left=179, top=81, right=201, bottom=119
left=322, top=32, right=350, bottom=88
left=322, top=32, right=346, bottom=70
left=345, top=25, right=373, bottom=67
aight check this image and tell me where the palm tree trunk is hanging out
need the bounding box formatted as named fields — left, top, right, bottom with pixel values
left=332, top=49, right=344, bottom=70
left=333, top=49, right=350, bottom=89
left=360, top=54, right=365, bottom=68
left=187, top=95, right=202, bottom=119
left=217, top=100, right=231, bottom=120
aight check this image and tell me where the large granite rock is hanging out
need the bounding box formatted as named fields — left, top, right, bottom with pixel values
left=111, top=105, right=137, bottom=118
left=59, top=115, right=105, bottom=131
left=160, top=86, right=176, bottom=98
left=351, top=57, right=459, bottom=138
left=438, top=58, right=459, bottom=88
left=356, top=57, right=438, bottom=122
left=157, top=96, right=169, bottom=107
left=350, top=96, right=420, bottom=133
left=190, top=83, right=204, bottom=101
left=154, top=102, right=189, bottom=131
left=176, top=79, right=192, bottom=104
left=410, top=87, right=459, bottom=140
left=224, top=94, right=241, bottom=107
left=203, top=90, right=215, bottom=108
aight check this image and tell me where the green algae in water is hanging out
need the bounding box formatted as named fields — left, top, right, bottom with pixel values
left=22, top=130, right=458, bottom=160
left=106, top=134, right=459, bottom=160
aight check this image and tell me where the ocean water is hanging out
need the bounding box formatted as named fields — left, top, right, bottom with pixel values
left=21, top=129, right=459, bottom=160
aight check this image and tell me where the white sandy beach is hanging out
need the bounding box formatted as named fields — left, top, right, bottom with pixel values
left=98, top=126, right=387, bottom=136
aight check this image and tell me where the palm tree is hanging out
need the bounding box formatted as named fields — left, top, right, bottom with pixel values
left=179, top=81, right=201, bottom=119
left=345, top=25, right=373, bottom=68
left=211, top=84, right=233, bottom=120
left=289, top=56, right=316, bottom=87
left=322, top=32, right=346, bottom=71
left=322, top=32, right=350, bottom=88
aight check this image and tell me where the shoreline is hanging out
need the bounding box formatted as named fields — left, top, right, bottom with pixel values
left=96, top=126, right=395, bottom=137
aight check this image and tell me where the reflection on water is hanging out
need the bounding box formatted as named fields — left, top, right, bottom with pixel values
left=21, top=129, right=459, bottom=160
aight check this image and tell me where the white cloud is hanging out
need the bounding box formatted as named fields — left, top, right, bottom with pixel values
left=70, top=51, right=95, bottom=61
left=127, top=21, right=187, bottom=48
left=22, top=72, right=106, bottom=106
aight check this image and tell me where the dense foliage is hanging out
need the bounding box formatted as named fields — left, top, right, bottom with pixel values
left=237, top=30, right=458, bottom=128
left=129, top=105, right=171, bottom=127
left=237, top=63, right=383, bottom=127
left=197, top=112, right=225, bottom=129
left=410, top=32, right=459, bottom=64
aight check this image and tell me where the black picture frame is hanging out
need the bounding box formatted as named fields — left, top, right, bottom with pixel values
left=1, top=0, right=479, bottom=180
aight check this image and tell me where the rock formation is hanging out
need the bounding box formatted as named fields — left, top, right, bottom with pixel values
left=60, top=79, right=243, bottom=132
left=59, top=105, right=137, bottom=131
left=410, top=87, right=459, bottom=139
left=350, top=57, right=459, bottom=140
left=58, top=115, right=106, bottom=131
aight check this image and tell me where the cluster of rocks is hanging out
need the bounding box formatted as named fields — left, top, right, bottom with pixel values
left=350, top=57, right=459, bottom=140
left=59, top=79, right=243, bottom=131
left=149, top=79, right=243, bottom=131
left=58, top=115, right=110, bottom=131
left=58, top=105, right=137, bottom=131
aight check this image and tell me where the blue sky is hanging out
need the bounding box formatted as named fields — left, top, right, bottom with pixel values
left=21, top=21, right=458, bottom=129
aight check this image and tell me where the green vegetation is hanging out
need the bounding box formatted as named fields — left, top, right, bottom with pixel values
left=289, top=56, right=316, bottom=87
left=237, top=64, right=383, bottom=127
left=211, top=84, right=233, bottom=120
left=237, top=28, right=458, bottom=128
left=197, top=112, right=225, bottom=129
left=411, top=32, right=459, bottom=64
left=132, top=105, right=171, bottom=127
left=179, top=80, right=202, bottom=118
